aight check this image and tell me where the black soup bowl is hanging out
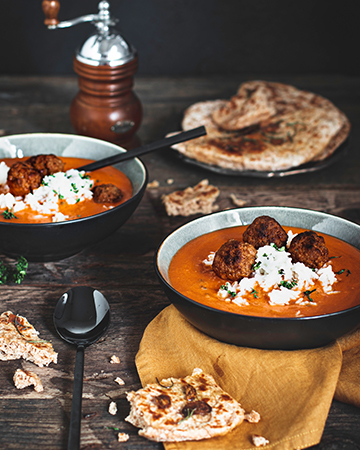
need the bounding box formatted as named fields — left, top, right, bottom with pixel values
left=0, top=133, right=148, bottom=262
left=155, top=206, right=360, bottom=350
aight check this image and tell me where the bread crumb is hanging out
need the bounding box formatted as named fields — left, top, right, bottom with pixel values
left=117, top=432, right=129, bottom=442
left=110, top=355, right=120, bottom=364
left=252, top=435, right=269, bottom=447
left=166, top=178, right=174, bottom=185
left=115, top=377, right=125, bottom=385
left=13, top=368, right=43, bottom=392
left=108, top=401, right=117, bottom=415
left=230, top=193, right=246, bottom=207
left=147, top=180, right=160, bottom=189
left=245, top=410, right=261, bottom=423
left=162, top=179, right=219, bottom=217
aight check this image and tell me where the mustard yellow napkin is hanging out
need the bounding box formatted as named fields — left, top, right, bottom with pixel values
left=135, top=305, right=360, bottom=450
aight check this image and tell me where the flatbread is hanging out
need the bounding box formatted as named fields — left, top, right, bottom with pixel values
left=173, top=81, right=350, bottom=172
left=13, top=368, right=43, bottom=392
left=0, top=311, right=57, bottom=367
left=125, top=368, right=245, bottom=442
left=162, top=179, right=219, bottom=217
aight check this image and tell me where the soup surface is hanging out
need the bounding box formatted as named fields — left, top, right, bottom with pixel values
left=168, top=225, right=360, bottom=318
left=0, top=156, right=133, bottom=223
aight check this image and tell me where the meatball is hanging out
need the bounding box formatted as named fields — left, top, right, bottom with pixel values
left=212, top=239, right=257, bottom=281
left=7, top=162, right=42, bottom=197
left=26, top=154, right=64, bottom=176
left=288, top=230, right=329, bottom=269
left=92, top=184, right=123, bottom=203
left=243, top=215, right=287, bottom=249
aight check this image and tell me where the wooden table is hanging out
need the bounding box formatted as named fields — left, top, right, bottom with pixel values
left=0, top=75, right=359, bottom=449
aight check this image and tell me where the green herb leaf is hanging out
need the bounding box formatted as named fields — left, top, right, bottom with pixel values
left=303, top=289, right=316, bottom=302
left=279, top=279, right=297, bottom=290
left=0, top=256, right=28, bottom=284
left=1, top=208, right=18, bottom=220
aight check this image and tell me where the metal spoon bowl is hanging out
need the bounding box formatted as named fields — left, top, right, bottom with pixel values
left=54, top=286, right=111, bottom=450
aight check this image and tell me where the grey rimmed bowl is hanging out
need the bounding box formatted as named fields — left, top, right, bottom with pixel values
left=155, top=206, right=360, bottom=350
left=0, top=133, right=148, bottom=262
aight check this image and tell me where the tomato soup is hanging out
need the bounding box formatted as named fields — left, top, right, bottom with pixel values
left=0, top=156, right=133, bottom=223
left=168, top=226, right=360, bottom=318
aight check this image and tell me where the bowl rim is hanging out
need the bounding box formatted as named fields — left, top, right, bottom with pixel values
left=0, top=132, right=148, bottom=227
left=155, top=205, right=360, bottom=322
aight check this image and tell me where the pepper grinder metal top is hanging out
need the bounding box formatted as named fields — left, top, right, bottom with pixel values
left=42, top=0, right=142, bottom=148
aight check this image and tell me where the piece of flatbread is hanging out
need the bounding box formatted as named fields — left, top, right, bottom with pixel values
left=162, top=179, right=219, bottom=217
left=173, top=81, right=350, bottom=172
left=13, top=368, right=43, bottom=392
left=0, top=311, right=57, bottom=367
left=212, top=83, right=277, bottom=130
left=125, top=368, right=245, bottom=442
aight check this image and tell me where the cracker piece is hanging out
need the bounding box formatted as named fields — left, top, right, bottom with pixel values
left=110, top=355, right=120, bottom=364
left=108, top=401, right=117, bottom=415
left=230, top=193, right=246, bottom=207
left=13, top=368, right=43, bottom=392
left=115, top=377, right=125, bottom=385
left=117, top=432, right=130, bottom=442
left=0, top=311, right=57, bottom=367
left=162, top=180, right=219, bottom=217
left=252, top=434, right=270, bottom=447
left=125, top=368, right=245, bottom=442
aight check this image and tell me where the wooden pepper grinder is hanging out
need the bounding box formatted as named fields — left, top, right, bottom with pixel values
left=42, top=0, right=142, bottom=149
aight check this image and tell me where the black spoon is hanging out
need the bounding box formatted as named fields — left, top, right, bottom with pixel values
left=77, top=125, right=206, bottom=171
left=54, top=286, right=111, bottom=450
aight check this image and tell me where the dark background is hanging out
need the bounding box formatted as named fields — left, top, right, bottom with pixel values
left=0, top=0, right=358, bottom=77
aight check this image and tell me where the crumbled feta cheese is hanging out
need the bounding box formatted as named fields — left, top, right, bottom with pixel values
left=0, top=166, right=94, bottom=222
left=0, top=161, right=10, bottom=185
left=203, top=251, right=215, bottom=266
left=211, top=231, right=337, bottom=307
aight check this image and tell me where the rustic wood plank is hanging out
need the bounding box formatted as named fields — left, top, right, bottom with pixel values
left=1, top=75, right=360, bottom=449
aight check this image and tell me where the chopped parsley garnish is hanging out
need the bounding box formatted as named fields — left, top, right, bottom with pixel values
left=252, top=261, right=261, bottom=270
left=303, top=289, right=316, bottom=302
left=1, top=208, right=18, bottom=220
left=279, top=279, right=298, bottom=290
left=250, top=289, right=258, bottom=298
left=220, top=283, right=236, bottom=297
left=271, top=243, right=285, bottom=252
left=335, top=268, right=351, bottom=276
left=0, top=256, right=28, bottom=284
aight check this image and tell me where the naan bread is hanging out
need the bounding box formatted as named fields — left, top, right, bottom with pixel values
left=0, top=311, right=57, bottom=367
left=125, top=368, right=245, bottom=442
left=173, top=81, right=350, bottom=172
left=162, top=179, right=219, bottom=217
left=13, top=368, right=44, bottom=392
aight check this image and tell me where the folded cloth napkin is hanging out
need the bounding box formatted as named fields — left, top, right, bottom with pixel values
left=135, top=305, right=360, bottom=450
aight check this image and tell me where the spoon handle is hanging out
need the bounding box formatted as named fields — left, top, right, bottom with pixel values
left=77, top=125, right=206, bottom=172
left=68, top=345, right=85, bottom=450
